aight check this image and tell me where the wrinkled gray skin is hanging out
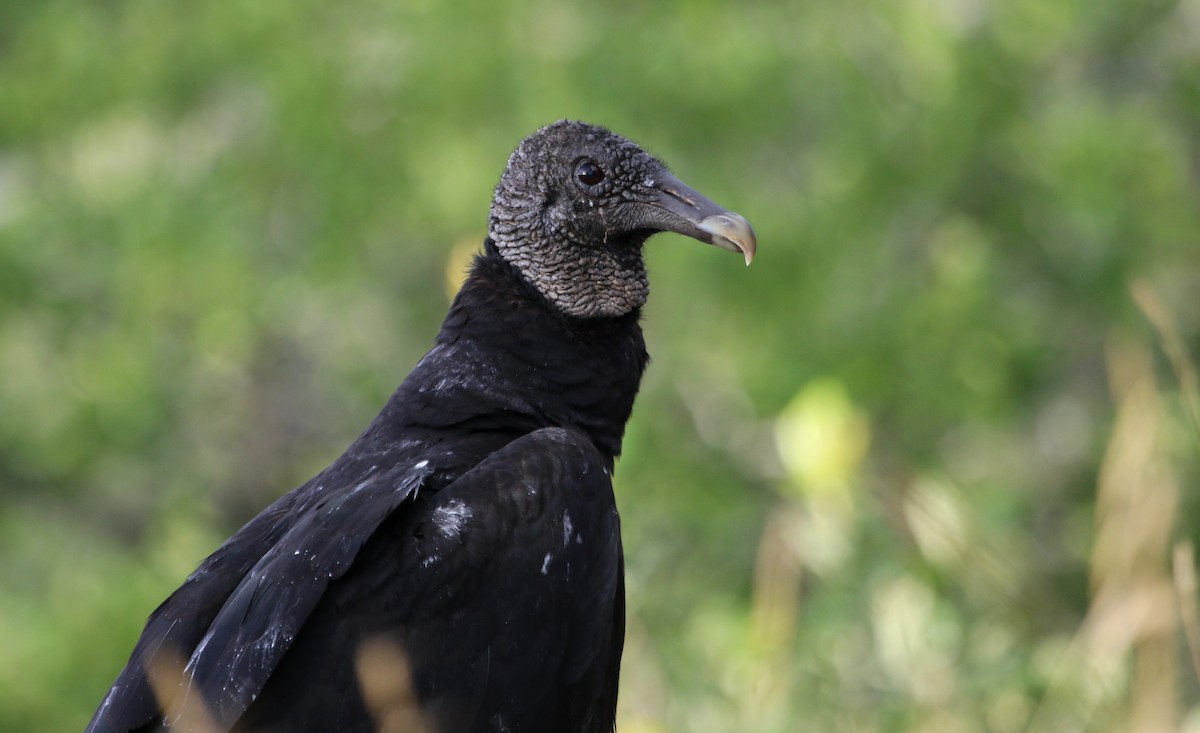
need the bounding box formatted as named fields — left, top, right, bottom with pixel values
left=488, top=120, right=755, bottom=318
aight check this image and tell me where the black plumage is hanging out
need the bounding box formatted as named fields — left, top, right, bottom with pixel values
left=86, top=120, right=756, bottom=733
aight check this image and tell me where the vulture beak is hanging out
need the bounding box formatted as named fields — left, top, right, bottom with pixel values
left=643, top=171, right=757, bottom=266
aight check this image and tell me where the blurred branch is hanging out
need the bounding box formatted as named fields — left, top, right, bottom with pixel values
left=1027, top=334, right=1182, bottom=733
left=1092, top=336, right=1178, bottom=733
left=355, top=635, right=432, bottom=733
left=145, top=647, right=220, bottom=733
left=1172, top=541, right=1200, bottom=686
left=1130, top=279, right=1200, bottom=450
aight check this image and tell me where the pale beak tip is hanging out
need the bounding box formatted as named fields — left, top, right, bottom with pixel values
left=699, top=212, right=757, bottom=267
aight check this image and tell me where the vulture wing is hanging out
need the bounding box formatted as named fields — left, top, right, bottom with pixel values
left=238, top=428, right=623, bottom=733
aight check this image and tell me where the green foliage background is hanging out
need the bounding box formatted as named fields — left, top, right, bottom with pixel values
left=1, top=1, right=1198, bottom=731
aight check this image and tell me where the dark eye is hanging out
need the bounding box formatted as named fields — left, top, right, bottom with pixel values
left=575, top=159, right=605, bottom=186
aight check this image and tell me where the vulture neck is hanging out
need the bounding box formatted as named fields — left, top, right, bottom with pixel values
left=384, top=240, right=649, bottom=466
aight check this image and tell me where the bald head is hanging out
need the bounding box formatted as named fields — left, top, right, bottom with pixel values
left=488, top=121, right=756, bottom=318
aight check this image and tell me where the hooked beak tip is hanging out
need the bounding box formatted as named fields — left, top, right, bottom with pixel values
left=699, top=212, right=757, bottom=266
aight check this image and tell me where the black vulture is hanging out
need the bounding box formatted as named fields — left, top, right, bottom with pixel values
left=86, top=120, right=756, bottom=733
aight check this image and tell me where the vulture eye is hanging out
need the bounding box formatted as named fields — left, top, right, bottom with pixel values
left=575, top=159, right=605, bottom=186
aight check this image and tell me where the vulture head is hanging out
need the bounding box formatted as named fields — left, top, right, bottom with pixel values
left=489, top=120, right=756, bottom=318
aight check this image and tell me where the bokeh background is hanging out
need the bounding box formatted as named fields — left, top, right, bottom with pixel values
left=2, top=1, right=1199, bottom=731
